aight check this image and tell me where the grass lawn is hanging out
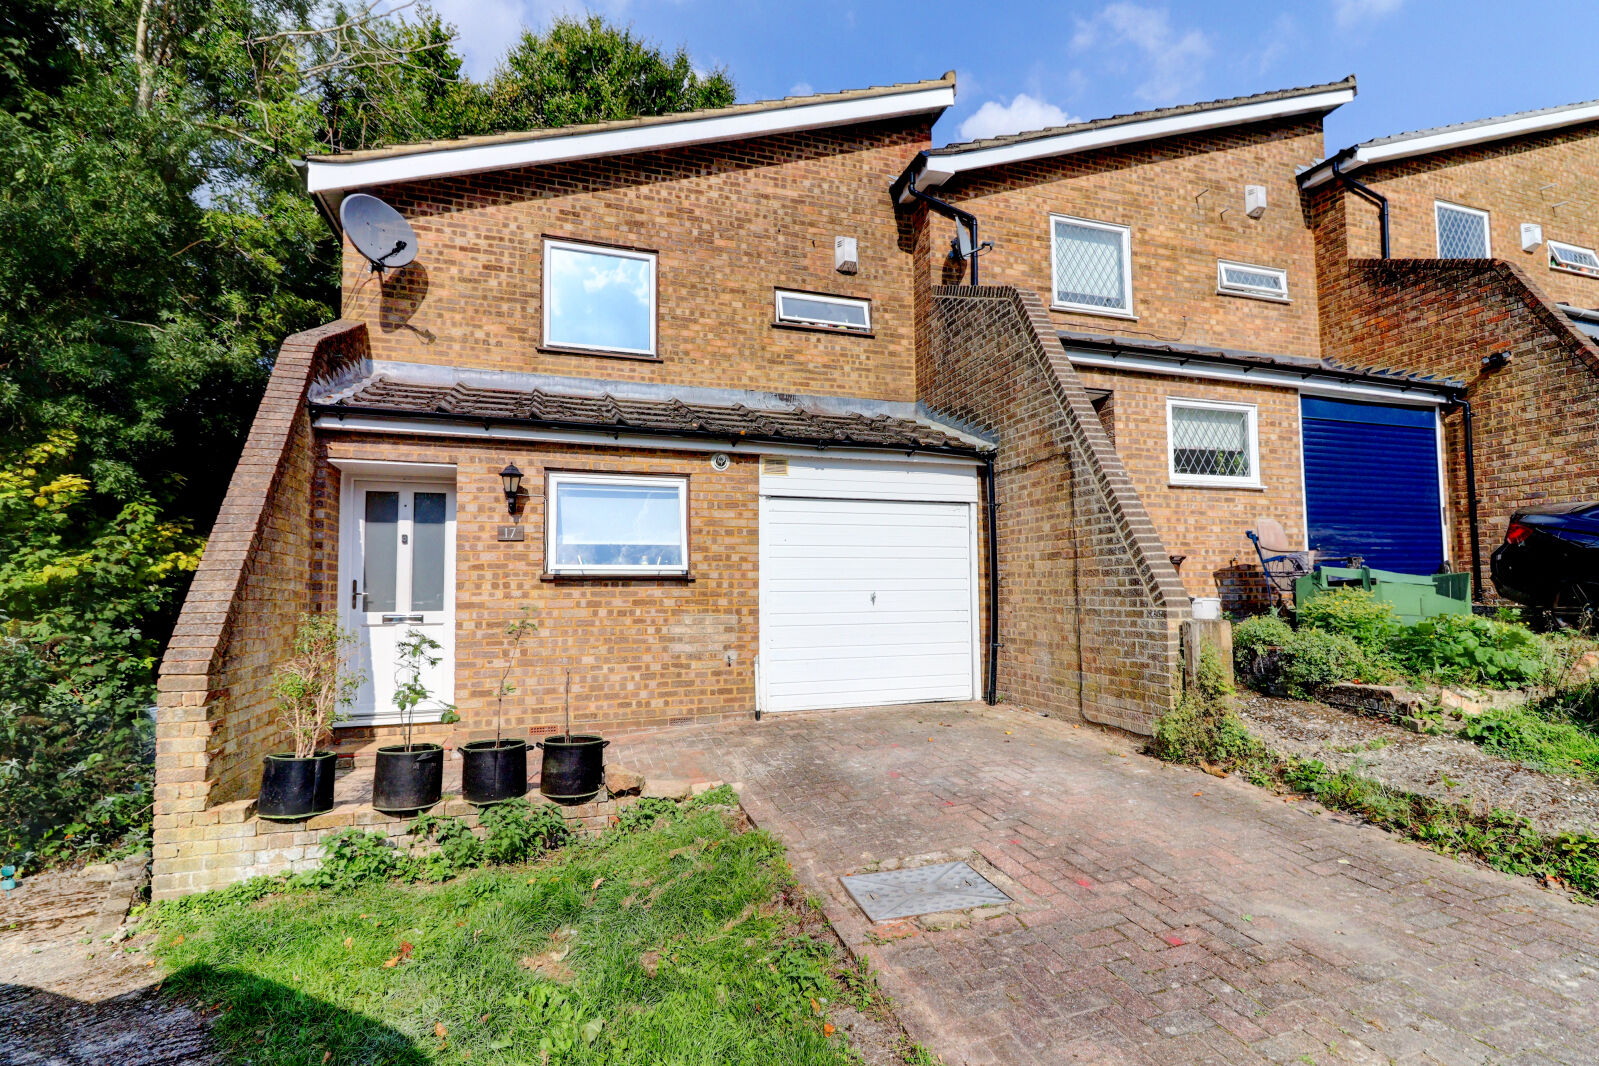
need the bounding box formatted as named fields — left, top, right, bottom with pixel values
left=152, top=796, right=903, bottom=1065
left=1463, top=703, right=1599, bottom=780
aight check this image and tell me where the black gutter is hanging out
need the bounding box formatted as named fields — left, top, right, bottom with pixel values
left=308, top=402, right=992, bottom=460
left=1335, top=158, right=1391, bottom=259
left=1058, top=334, right=1464, bottom=397
left=892, top=156, right=985, bottom=286
left=1455, top=396, right=1485, bottom=601
left=982, top=453, right=1000, bottom=705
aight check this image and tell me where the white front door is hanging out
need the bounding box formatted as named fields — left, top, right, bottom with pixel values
left=760, top=493, right=978, bottom=712
left=342, top=480, right=456, bottom=724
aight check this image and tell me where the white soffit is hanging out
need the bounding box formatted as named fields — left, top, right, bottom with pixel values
left=306, top=85, right=956, bottom=195
left=1302, top=100, right=1599, bottom=188
left=916, top=86, right=1355, bottom=189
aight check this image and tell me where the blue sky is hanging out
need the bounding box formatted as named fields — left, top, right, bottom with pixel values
left=429, top=0, right=1599, bottom=152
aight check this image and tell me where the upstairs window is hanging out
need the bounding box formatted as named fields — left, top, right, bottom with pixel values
left=546, top=473, right=687, bottom=576
left=774, top=290, right=871, bottom=332
left=1435, top=201, right=1491, bottom=259
left=1217, top=260, right=1289, bottom=301
left=1050, top=215, right=1133, bottom=317
left=1168, top=399, right=1259, bottom=488
left=1549, top=239, right=1599, bottom=278
left=543, top=239, right=657, bottom=356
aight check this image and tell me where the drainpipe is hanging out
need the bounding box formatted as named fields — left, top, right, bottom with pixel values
left=1453, top=395, right=1484, bottom=601
left=902, top=171, right=986, bottom=286
left=982, top=453, right=1001, bottom=704
left=1333, top=156, right=1390, bottom=259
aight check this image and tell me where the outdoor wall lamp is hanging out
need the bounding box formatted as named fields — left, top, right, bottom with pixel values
left=499, top=463, right=524, bottom=514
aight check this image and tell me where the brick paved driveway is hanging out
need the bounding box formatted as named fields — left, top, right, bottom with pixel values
left=612, top=703, right=1599, bottom=1066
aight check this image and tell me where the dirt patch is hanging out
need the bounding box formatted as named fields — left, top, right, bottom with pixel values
left=0, top=867, right=217, bottom=1065
left=1239, top=694, right=1599, bottom=836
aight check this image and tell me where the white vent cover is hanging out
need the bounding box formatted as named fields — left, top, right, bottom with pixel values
left=1245, top=184, right=1267, bottom=219
left=834, top=236, right=859, bottom=274
left=1521, top=222, right=1544, bottom=252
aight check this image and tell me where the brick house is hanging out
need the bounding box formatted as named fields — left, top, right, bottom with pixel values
left=1302, top=99, right=1599, bottom=606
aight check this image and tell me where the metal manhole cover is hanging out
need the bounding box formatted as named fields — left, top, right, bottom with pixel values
left=840, top=861, right=1012, bottom=922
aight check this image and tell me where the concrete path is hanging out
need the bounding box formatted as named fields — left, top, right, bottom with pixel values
left=612, top=702, right=1599, bottom=1066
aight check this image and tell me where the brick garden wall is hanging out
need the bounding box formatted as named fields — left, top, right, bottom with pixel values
left=154, top=321, right=370, bottom=895
left=313, top=434, right=759, bottom=754
left=922, top=284, right=1187, bottom=734
left=341, top=117, right=932, bottom=402
left=1318, top=254, right=1599, bottom=596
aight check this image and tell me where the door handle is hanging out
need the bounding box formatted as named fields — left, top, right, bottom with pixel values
left=350, top=579, right=362, bottom=610
left=381, top=614, right=425, bottom=624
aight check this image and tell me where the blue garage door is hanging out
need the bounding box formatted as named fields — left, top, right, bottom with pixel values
left=1301, top=396, right=1444, bottom=575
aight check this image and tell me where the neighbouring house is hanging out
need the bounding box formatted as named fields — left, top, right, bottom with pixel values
left=1302, top=98, right=1599, bottom=608
left=896, top=76, right=1467, bottom=617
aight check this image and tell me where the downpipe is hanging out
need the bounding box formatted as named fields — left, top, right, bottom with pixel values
left=983, top=453, right=1000, bottom=705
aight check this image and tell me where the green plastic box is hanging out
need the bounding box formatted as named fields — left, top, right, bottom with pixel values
left=1293, top=566, right=1471, bottom=626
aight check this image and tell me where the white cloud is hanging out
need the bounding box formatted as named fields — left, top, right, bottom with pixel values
left=1071, top=3, right=1213, bottom=104
left=431, top=0, right=636, bottom=81
left=1333, top=0, right=1404, bottom=30
left=958, top=93, right=1077, bottom=141
left=1254, top=13, right=1296, bottom=74
left=789, top=81, right=814, bottom=97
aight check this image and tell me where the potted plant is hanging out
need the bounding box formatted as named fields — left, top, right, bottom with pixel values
left=537, top=669, right=610, bottom=805
left=372, top=629, right=457, bottom=814
left=462, top=608, right=536, bottom=805
left=259, top=615, right=362, bottom=821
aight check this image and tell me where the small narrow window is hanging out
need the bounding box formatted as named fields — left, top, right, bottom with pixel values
left=774, top=290, right=871, bottom=332
left=1217, top=260, right=1289, bottom=301
left=1168, top=399, right=1259, bottom=488
left=546, top=473, right=687, bottom=575
left=1549, top=240, right=1599, bottom=278
left=1050, top=214, right=1133, bottom=317
left=1435, top=201, right=1491, bottom=259
left=543, top=239, right=657, bottom=356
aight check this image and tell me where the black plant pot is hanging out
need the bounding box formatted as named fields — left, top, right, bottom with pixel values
left=372, top=743, right=444, bottom=813
left=259, top=751, right=337, bottom=821
left=537, top=734, right=610, bottom=805
left=461, top=738, right=528, bottom=805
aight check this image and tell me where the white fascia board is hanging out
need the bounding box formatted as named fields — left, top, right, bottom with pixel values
left=920, top=87, right=1354, bottom=188
left=1065, top=350, right=1451, bottom=405
left=307, top=85, right=955, bottom=195
left=1312, top=101, right=1599, bottom=186
left=311, top=413, right=985, bottom=463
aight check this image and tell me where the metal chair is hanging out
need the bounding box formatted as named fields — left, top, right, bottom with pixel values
left=1246, top=516, right=1361, bottom=608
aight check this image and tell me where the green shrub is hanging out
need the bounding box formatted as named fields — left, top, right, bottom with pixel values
left=1296, top=588, right=1398, bottom=655
left=1278, top=629, right=1365, bottom=698
left=1461, top=705, right=1599, bottom=779
left=1233, top=613, right=1293, bottom=657
left=479, top=798, right=568, bottom=864
left=296, top=828, right=417, bottom=890
left=1152, top=645, right=1268, bottom=769
left=1392, top=613, right=1547, bottom=688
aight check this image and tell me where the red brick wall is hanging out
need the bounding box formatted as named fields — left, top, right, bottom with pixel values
left=921, top=284, right=1187, bottom=734
left=930, top=117, right=1328, bottom=358
left=341, top=118, right=931, bottom=401
left=1334, top=123, right=1599, bottom=309
left=1318, top=254, right=1599, bottom=597
left=315, top=434, right=758, bottom=751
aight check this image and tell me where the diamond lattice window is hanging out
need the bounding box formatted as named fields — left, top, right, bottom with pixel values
left=1549, top=240, right=1599, bottom=277
left=1052, top=216, right=1131, bottom=314
left=1217, top=260, right=1288, bottom=300
left=1171, top=403, right=1254, bottom=483
left=1436, top=202, right=1490, bottom=259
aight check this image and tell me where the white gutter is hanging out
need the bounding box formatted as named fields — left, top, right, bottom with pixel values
left=912, top=87, right=1354, bottom=192
left=310, top=413, right=985, bottom=463
left=306, top=85, right=956, bottom=196
left=1064, top=350, right=1453, bottom=405
left=1301, top=100, right=1599, bottom=189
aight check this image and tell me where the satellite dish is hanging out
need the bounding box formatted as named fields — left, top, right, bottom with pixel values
left=340, top=193, right=418, bottom=272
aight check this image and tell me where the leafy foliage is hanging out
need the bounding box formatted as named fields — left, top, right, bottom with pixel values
left=391, top=628, right=458, bottom=747
left=1295, top=588, right=1398, bottom=655
left=1392, top=613, right=1549, bottom=689
left=272, top=614, right=362, bottom=757
left=1152, top=644, right=1269, bottom=769
left=1277, top=629, right=1368, bottom=698
left=1460, top=705, right=1599, bottom=780
left=1232, top=612, right=1293, bottom=657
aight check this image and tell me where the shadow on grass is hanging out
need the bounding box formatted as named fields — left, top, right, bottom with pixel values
left=162, top=964, right=430, bottom=1065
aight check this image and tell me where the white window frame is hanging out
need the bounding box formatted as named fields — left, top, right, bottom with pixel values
left=773, top=289, right=872, bottom=332
left=1434, top=200, right=1492, bottom=259
left=1548, top=238, right=1599, bottom=278
left=1166, top=397, right=1261, bottom=489
left=541, top=238, right=658, bottom=357
left=545, top=471, right=689, bottom=576
left=1216, top=259, right=1290, bottom=302
left=1049, top=213, right=1135, bottom=318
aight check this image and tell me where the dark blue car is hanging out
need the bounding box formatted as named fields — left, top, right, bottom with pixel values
left=1490, top=502, right=1599, bottom=626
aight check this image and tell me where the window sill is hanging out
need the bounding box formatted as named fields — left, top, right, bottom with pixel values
left=1052, top=304, right=1138, bottom=321
left=771, top=321, right=875, bottom=338
left=537, top=345, right=661, bottom=362
left=1168, top=479, right=1265, bottom=491
left=1550, top=265, right=1599, bottom=280
left=335, top=711, right=451, bottom=730
left=541, top=572, right=696, bottom=583
left=1216, top=289, right=1292, bottom=304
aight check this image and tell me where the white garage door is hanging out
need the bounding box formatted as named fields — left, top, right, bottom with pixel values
left=759, top=457, right=978, bottom=713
